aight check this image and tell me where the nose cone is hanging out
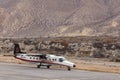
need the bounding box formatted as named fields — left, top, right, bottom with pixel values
left=73, top=65, right=76, bottom=67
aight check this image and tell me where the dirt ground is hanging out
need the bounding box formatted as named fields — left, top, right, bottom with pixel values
left=0, top=55, right=120, bottom=74
left=70, top=57, right=120, bottom=73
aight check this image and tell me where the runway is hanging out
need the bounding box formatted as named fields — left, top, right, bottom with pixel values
left=0, top=63, right=119, bottom=80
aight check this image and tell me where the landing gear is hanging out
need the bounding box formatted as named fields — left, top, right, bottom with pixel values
left=47, top=65, right=50, bottom=69
left=68, top=67, right=71, bottom=71
left=37, top=65, right=41, bottom=68
left=37, top=63, right=51, bottom=69
left=37, top=63, right=41, bottom=68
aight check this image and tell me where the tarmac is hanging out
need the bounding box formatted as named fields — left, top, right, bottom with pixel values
left=0, top=62, right=119, bottom=80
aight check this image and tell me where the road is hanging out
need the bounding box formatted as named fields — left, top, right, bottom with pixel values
left=0, top=63, right=119, bottom=80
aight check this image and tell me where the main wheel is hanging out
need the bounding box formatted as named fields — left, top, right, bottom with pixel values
left=68, top=67, right=71, bottom=71
left=47, top=65, right=50, bottom=69
left=37, top=65, right=40, bottom=68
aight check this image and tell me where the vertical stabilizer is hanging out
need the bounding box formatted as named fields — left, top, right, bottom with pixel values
left=14, top=44, right=22, bottom=56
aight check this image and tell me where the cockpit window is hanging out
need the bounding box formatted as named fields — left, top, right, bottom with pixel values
left=59, top=58, right=65, bottom=62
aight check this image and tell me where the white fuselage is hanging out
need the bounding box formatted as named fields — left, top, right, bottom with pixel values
left=15, top=54, right=75, bottom=68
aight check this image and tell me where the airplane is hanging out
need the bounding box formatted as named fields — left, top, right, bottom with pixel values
left=13, top=43, right=76, bottom=71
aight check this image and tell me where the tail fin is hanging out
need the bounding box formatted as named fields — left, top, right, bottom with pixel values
left=14, top=43, right=22, bottom=56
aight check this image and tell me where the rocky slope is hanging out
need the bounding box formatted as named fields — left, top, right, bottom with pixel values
left=0, top=0, right=120, bottom=37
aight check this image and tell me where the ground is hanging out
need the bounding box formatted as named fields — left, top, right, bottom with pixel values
left=0, top=62, right=120, bottom=80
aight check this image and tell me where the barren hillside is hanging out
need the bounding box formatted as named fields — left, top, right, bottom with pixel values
left=0, top=0, right=120, bottom=37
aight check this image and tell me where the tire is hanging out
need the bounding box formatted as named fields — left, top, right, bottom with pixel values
left=68, top=67, right=71, bottom=71
left=47, top=65, right=50, bottom=69
left=37, top=65, right=40, bottom=68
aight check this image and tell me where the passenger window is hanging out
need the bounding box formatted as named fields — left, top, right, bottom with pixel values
left=52, top=59, right=54, bottom=61
left=36, top=57, right=38, bottom=60
left=33, top=57, right=35, bottom=59
left=55, top=59, right=56, bottom=61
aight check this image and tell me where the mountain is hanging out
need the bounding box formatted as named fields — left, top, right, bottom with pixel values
left=0, top=0, right=120, bottom=37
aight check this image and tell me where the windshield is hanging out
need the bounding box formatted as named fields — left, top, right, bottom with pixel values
left=59, top=58, right=66, bottom=62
